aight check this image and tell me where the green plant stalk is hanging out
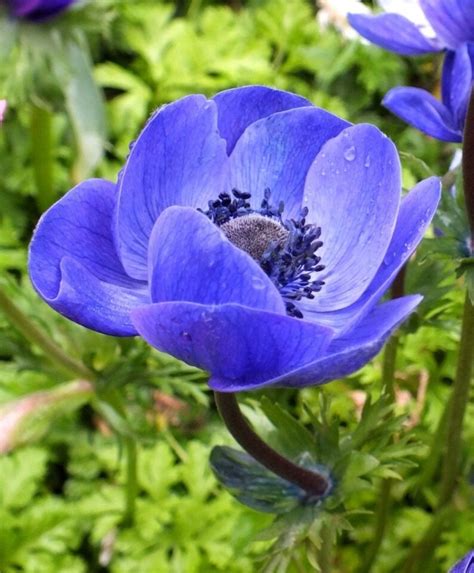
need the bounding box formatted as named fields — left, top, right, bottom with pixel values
left=358, top=338, right=397, bottom=573
left=318, top=520, right=334, bottom=573
left=359, top=267, right=405, bottom=572
left=0, top=285, right=94, bottom=380
left=439, top=293, right=474, bottom=505
left=381, top=336, right=398, bottom=401
left=401, top=294, right=474, bottom=571
left=122, top=436, right=138, bottom=527
left=414, top=398, right=449, bottom=496
left=401, top=505, right=454, bottom=573
left=360, top=479, right=393, bottom=573
left=30, top=104, right=55, bottom=212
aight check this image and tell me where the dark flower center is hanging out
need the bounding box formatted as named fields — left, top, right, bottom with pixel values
left=200, top=189, right=325, bottom=318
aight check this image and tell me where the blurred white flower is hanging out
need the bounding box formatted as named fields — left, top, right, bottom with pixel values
left=377, top=0, right=436, bottom=38
left=317, top=0, right=370, bottom=40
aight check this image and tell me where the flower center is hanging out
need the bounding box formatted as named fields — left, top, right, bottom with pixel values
left=221, top=214, right=289, bottom=261
left=200, top=189, right=325, bottom=318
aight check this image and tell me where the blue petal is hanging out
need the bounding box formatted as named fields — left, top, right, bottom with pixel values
left=148, top=206, right=285, bottom=313
left=442, top=45, right=473, bottom=130
left=265, top=296, right=422, bottom=389
left=29, top=179, right=148, bottom=336
left=348, top=13, right=442, bottom=54
left=300, top=177, right=441, bottom=331
left=131, top=302, right=335, bottom=391
left=227, top=107, right=349, bottom=219
left=303, top=124, right=401, bottom=311
left=449, top=550, right=474, bottom=573
left=9, top=0, right=76, bottom=20
left=213, top=85, right=311, bottom=154
left=383, top=87, right=463, bottom=142
left=420, top=0, right=474, bottom=48
left=115, top=95, right=228, bottom=280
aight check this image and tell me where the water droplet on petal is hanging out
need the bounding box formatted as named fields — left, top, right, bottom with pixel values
left=344, top=146, right=356, bottom=162
left=180, top=331, right=192, bottom=341
left=384, top=251, right=397, bottom=266
left=251, top=276, right=266, bottom=290
left=364, top=154, right=371, bottom=168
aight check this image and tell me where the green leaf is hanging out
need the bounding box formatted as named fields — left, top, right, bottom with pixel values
left=63, top=38, right=106, bottom=181
left=0, top=447, right=48, bottom=510
left=259, top=396, right=317, bottom=459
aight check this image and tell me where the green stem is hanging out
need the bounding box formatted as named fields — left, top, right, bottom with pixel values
left=359, top=479, right=393, bottom=573
left=0, top=284, right=94, bottom=380
left=439, top=293, right=474, bottom=505
left=318, top=520, right=334, bottom=573
left=122, top=436, right=138, bottom=527
left=401, top=294, right=474, bottom=572
left=381, top=337, right=398, bottom=400
left=400, top=505, right=454, bottom=573
left=30, top=103, right=55, bottom=212
left=414, top=398, right=449, bottom=496
left=359, top=266, right=405, bottom=572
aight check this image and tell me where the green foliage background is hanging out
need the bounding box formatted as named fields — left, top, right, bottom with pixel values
left=0, top=1, right=472, bottom=572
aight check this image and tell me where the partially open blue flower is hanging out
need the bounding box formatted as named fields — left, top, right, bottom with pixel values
left=349, top=1, right=474, bottom=142
left=6, top=0, right=76, bottom=21
left=29, top=86, right=441, bottom=391
left=449, top=550, right=474, bottom=573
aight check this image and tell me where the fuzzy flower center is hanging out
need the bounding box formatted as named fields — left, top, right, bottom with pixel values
left=221, top=214, right=289, bottom=261
left=200, top=189, right=325, bottom=318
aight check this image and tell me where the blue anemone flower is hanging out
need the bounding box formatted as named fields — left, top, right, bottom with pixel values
left=348, top=0, right=474, bottom=142
left=5, top=0, right=76, bottom=21
left=28, top=86, right=441, bottom=392
left=449, top=550, right=474, bottom=573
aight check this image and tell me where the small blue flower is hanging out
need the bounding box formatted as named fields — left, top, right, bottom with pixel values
left=5, top=0, right=77, bottom=21
left=449, top=550, right=474, bottom=573
left=28, top=86, right=441, bottom=391
left=348, top=1, right=474, bottom=142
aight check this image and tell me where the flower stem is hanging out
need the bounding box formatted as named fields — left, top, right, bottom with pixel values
left=318, top=520, right=334, bottom=573
left=401, top=293, right=474, bottom=571
left=359, top=479, right=393, bottom=572
left=438, top=293, right=474, bottom=505
left=30, top=103, right=55, bottom=212
left=214, top=392, right=330, bottom=497
left=122, top=436, right=138, bottom=527
left=400, top=504, right=454, bottom=573
left=0, top=284, right=94, bottom=380
left=359, top=266, right=405, bottom=572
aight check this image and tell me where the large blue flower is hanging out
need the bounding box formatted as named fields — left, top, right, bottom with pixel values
left=5, top=0, right=76, bottom=21
left=348, top=0, right=474, bottom=142
left=28, top=86, right=441, bottom=391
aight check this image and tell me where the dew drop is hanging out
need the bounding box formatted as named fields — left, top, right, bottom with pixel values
left=344, top=146, right=356, bottom=162
left=180, top=331, right=192, bottom=341
left=383, top=251, right=397, bottom=266
left=364, top=154, right=371, bottom=168
left=251, top=276, right=266, bottom=290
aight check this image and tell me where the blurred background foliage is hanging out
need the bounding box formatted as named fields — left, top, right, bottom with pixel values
left=0, top=1, right=472, bottom=572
